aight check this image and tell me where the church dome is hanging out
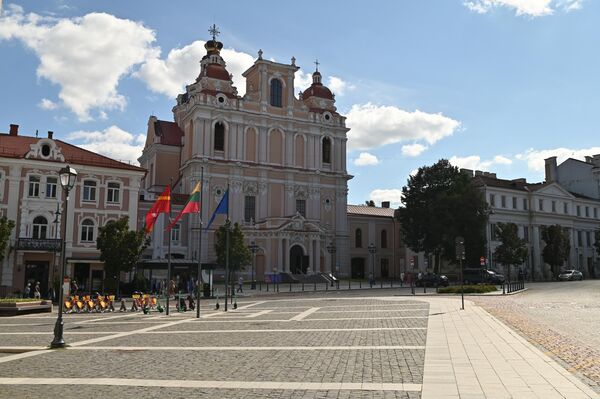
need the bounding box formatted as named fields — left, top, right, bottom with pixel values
left=302, top=71, right=334, bottom=100
left=205, top=63, right=231, bottom=81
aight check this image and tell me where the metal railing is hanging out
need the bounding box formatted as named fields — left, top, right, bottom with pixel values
left=503, top=280, right=525, bottom=294
left=16, top=238, right=61, bottom=251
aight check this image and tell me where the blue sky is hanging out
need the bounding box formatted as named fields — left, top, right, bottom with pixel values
left=1, top=0, right=599, bottom=207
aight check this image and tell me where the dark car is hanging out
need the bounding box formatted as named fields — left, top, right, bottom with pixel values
left=463, top=268, right=505, bottom=285
left=416, top=273, right=449, bottom=287
left=558, top=269, right=583, bottom=281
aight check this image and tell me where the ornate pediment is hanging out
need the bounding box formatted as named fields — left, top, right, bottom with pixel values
left=25, top=139, right=65, bottom=162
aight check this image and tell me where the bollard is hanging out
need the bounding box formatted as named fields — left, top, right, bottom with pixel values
left=302, top=282, right=304, bottom=292
left=391, top=280, right=393, bottom=288
left=325, top=282, right=328, bottom=291
left=424, top=283, right=426, bottom=294
left=276, top=283, right=279, bottom=293
left=380, top=280, right=383, bottom=289
left=349, top=280, right=351, bottom=290
left=359, top=280, right=362, bottom=289
left=259, top=281, right=262, bottom=291
left=290, top=283, right=292, bottom=292
left=266, top=283, right=269, bottom=292
left=314, top=282, right=317, bottom=291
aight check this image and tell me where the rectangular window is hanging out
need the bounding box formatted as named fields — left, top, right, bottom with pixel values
left=28, top=175, right=40, bottom=197
left=501, top=195, right=506, bottom=208
left=552, top=201, right=556, bottom=213
left=586, top=231, right=591, bottom=247
left=564, top=202, right=569, bottom=214
left=171, top=224, right=180, bottom=243
left=244, top=195, right=256, bottom=223
left=595, top=208, right=598, bottom=219
left=512, top=197, right=517, bottom=209
left=585, top=206, right=589, bottom=217
left=107, top=182, right=120, bottom=203
left=489, top=194, right=495, bottom=207
left=490, top=223, right=497, bottom=240
left=538, top=199, right=544, bottom=211
left=577, top=231, right=582, bottom=247
left=523, top=198, right=528, bottom=210
left=45, top=177, right=57, bottom=198
left=523, top=226, right=529, bottom=242
left=296, top=199, right=306, bottom=217
left=577, top=205, right=581, bottom=217
left=83, top=180, right=97, bottom=202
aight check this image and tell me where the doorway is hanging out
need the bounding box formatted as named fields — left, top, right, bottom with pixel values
left=24, top=262, right=49, bottom=297
left=290, top=245, right=308, bottom=274
left=351, top=257, right=365, bottom=279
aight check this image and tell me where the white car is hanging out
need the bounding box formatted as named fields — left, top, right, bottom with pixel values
left=558, top=270, right=583, bottom=281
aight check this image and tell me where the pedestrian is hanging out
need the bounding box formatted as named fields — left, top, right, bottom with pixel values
left=23, top=282, right=31, bottom=298
left=46, top=286, right=55, bottom=302
left=368, top=272, right=374, bottom=288
left=169, top=279, right=176, bottom=297
left=33, top=282, right=41, bottom=299
left=71, top=280, right=78, bottom=295
left=237, top=276, right=244, bottom=293
left=400, top=272, right=405, bottom=287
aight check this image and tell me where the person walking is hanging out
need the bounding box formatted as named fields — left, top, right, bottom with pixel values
left=237, top=276, right=244, bottom=293
left=368, top=272, right=374, bottom=288
left=23, top=282, right=31, bottom=298
left=33, top=282, right=41, bottom=299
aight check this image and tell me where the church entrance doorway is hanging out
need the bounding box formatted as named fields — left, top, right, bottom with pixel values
left=290, top=245, right=309, bottom=274
left=351, top=257, right=365, bottom=279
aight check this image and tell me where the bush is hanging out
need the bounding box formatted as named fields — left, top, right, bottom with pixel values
left=437, top=284, right=497, bottom=294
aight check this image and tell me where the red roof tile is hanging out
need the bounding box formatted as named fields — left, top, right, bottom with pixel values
left=154, top=120, right=183, bottom=147
left=347, top=205, right=395, bottom=218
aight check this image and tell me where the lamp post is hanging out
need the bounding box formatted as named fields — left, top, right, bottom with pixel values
left=50, top=165, right=77, bottom=349
left=368, top=243, right=376, bottom=287
left=51, top=204, right=61, bottom=301
left=455, top=236, right=465, bottom=311
left=326, top=242, right=336, bottom=286
left=248, top=241, right=258, bottom=289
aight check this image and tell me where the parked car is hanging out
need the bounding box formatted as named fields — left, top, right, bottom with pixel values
left=462, top=268, right=505, bottom=285
left=416, top=273, right=449, bottom=287
left=558, top=269, right=583, bottom=281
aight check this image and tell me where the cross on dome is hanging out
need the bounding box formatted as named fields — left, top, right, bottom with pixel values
left=208, top=24, right=220, bottom=41
left=314, top=59, right=320, bottom=72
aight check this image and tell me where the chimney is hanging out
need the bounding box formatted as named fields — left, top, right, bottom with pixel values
left=9, top=124, right=19, bottom=136
left=47, top=131, right=54, bottom=139
left=585, top=156, right=593, bottom=164
left=544, top=156, right=558, bottom=182
left=381, top=201, right=390, bottom=208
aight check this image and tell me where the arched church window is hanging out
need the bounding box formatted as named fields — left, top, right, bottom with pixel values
left=322, top=137, right=331, bottom=164
left=270, top=79, right=283, bottom=107
left=355, top=228, right=362, bottom=248
left=214, top=122, right=225, bottom=152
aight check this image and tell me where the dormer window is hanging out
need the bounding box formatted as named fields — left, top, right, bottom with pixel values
left=214, top=122, right=225, bottom=152
left=270, top=78, right=283, bottom=107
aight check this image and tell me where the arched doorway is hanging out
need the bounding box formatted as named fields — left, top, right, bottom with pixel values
left=290, top=245, right=309, bottom=274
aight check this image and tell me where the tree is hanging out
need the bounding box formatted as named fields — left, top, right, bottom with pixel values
left=365, top=200, right=375, bottom=207
left=396, top=159, right=488, bottom=272
left=215, top=220, right=252, bottom=294
left=541, top=225, right=570, bottom=279
left=493, top=222, right=528, bottom=280
left=96, top=217, right=148, bottom=296
left=0, top=216, right=15, bottom=264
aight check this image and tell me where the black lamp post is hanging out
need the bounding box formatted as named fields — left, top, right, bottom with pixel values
left=248, top=241, right=258, bottom=289
left=50, top=165, right=77, bottom=349
left=51, top=204, right=61, bottom=301
left=326, top=242, right=336, bottom=286
left=368, top=243, right=376, bottom=287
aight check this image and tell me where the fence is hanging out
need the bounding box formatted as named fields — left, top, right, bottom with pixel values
left=503, top=280, right=525, bottom=294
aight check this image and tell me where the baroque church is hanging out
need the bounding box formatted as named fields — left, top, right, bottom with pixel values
left=138, top=29, right=353, bottom=279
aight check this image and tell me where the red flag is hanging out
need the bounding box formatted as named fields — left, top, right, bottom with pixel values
left=145, top=186, right=171, bottom=233
left=166, top=182, right=201, bottom=231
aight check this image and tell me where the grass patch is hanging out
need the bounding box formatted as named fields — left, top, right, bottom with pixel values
left=437, top=285, right=497, bottom=294
left=0, top=298, right=44, bottom=303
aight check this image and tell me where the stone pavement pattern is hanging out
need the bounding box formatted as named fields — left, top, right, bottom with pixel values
left=0, top=293, right=597, bottom=398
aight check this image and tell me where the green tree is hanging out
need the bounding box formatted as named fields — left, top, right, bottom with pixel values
left=0, top=216, right=16, bottom=264
left=215, top=220, right=252, bottom=292
left=365, top=200, right=375, bottom=207
left=493, top=222, right=528, bottom=280
left=541, top=224, right=570, bottom=279
left=96, top=217, right=148, bottom=296
left=396, top=159, right=488, bottom=271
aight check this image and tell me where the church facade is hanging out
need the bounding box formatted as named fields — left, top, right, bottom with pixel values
left=138, top=33, right=352, bottom=279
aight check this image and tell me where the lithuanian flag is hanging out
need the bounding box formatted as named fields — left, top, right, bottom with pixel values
left=166, top=182, right=201, bottom=231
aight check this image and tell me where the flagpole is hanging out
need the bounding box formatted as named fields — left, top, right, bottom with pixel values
left=224, top=184, right=230, bottom=312
left=166, top=180, right=172, bottom=316
left=196, top=168, right=204, bottom=319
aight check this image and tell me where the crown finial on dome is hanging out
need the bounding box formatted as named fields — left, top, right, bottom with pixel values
left=205, top=24, right=223, bottom=55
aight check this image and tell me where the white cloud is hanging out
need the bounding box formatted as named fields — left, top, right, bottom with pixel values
left=135, top=41, right=256, bottom=98
left=449, top=154, right=513, bottom=171
left=327, top=76, right=355, bottom=96
left=67, top=125, right=145, bottom=164
left=38, top=98, right=58, bottom=110
left=464, top=0, right=583, bottom=16
left=353, top=152, right=380, bottom=166
left=346, top=103, right=460, bottom=151
left=516, top=147, right=600, bottom=173
left=0, top=6, right=159, bottom=121
left=295, top=70, right=313, bottom=93
left=401, top=143, right=428, bottom=157
left=369, top=189, right=403, bottom=209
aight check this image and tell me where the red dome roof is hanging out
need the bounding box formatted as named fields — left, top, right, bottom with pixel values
left=205, top=63, right=231, bottom=81
left=302, top=83, right=333, bottom=101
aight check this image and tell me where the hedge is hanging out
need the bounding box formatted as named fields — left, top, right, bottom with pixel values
left=437, top=285, right=497, bottom=294
left=0, top=298, right=44, bottom=303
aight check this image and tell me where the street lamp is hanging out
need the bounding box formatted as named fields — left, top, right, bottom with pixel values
left=326, top=241, right=336, bottom=286
left=248, top=241, right=258, bottom=289
left=368, top=243, right=376, bottom=287
left=50, top=165, right=77, bottom=349
left=51, top=204, right=61, bottom=299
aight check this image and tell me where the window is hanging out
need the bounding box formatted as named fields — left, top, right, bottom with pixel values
left=576, top=205, right=581, bottom=217
left=585, top=206, right=589, bottom=217
left=32, top=216, right=48, bottom=239
left=380, top=258, right=389, bottom=278
left=244, top=195, right=256, bottom=223
left=489, top=194, right=496, bottom=207
left=595, top=208, right=598, bottom=219
left=512, top=197, right=517, bottom=209
left=586, top=231, right=591, bottom=247
left=45, top=177, right=57, bottom=199
left=81, top=219, right=95, bottom=242
left=28, top=175, right=40, bottom=197
left=381, top=230, right=388, bottom=248
left=355, top=229, right=362, bottom=248
left=523, top=226, right=529, bottom=242
left=538, top=199, right=544, bottom=211
left=523, top=198, right=528, bottom=210
left=171, top=224, right=180, bottom=243
left=490, top=223, right=497, bottom=240
left=501, top=195, right=506, bottom=208
left=83, top=180, right=97, bottom=202
left=552, top=201, right=556, bottom=213
left=577, top=230, right=582, bottom=247
left=322, top=137, right=331, bottom=164
left=269, top=78, right=283, bottom=107
left=564, top=203, right=569, bottom=214
left=295, top=199, right=306, bottom=218
left=214, top=122, right=225, bottom=152
left=107, top=182, right=120, bottom=203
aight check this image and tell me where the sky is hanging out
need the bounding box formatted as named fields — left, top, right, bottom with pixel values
left=1, top=0, right=599, bottom=208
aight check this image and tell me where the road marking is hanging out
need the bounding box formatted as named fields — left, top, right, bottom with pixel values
left=290, top=307, right=320, bottom=321
left=245, top=310, right=273, bottom=318
left=235, top=301, right=266, bottom=310
left=70, top=345, right=425, bottom=351
left=75, top=313, right=141, bottom=324
left=0, top=377, right=422, bottom=392
left=0, top=332, right=114, bottom=335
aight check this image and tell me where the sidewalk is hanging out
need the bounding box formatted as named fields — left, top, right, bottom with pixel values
left=421, top=297, right=597, bottom=399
